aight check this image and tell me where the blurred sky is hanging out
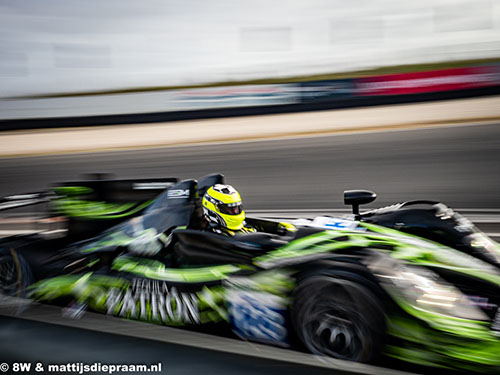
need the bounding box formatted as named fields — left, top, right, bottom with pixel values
left=1, top=0, right=500, bottom=96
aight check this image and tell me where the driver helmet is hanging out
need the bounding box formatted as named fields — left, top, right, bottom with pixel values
left=202, top=184, right=245, bottom=230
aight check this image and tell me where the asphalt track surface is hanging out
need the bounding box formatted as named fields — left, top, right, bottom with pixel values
left=0, top=300, right=411, bottom=375
left=0, top=122, right=499, bottom=210
left=0, top=316, right=345, bottom=375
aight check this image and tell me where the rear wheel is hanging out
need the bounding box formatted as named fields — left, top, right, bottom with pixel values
left=292, top=271, right=386, bottom=363
left=0, top=247, right=33, bottom=298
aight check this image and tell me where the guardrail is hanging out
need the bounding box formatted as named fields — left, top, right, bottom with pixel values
left=1, top=64, right=499, bottom=130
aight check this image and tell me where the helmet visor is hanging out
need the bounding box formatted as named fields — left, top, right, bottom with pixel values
left=218, top=202, right=242, bottom=215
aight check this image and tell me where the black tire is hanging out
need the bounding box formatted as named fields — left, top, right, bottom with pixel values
left=0, top=247, right=34, bottom=298
left=291, top=270, right=386, bottom=363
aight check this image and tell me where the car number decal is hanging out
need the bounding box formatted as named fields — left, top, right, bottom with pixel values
left=227, top=290, right=288, bottom=345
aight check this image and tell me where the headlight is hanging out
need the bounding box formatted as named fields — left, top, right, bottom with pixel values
left=367, top=253, right=488, bottom=323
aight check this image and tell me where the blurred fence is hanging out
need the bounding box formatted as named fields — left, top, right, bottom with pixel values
left=1, top=63, right=499, bottom=130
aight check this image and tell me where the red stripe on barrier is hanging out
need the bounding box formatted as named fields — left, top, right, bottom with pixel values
left=356, top=65, right=500, bottom=96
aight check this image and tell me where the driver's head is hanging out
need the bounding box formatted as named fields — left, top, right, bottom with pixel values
left=202, top=184, right=245, bottom=230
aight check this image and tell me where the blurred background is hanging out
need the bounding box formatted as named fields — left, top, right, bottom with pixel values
left=1, top=1, right=500, bottom=374
left=0, top=0, right=500, bottom=207
left=1, top=0, right=500, bottom=119
left=1, top=0, right=500, bottom=97
left=0, top=0, right=499, bottom=204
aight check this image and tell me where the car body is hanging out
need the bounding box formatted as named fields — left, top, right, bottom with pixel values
left=2, top=174, right=500, bottom=371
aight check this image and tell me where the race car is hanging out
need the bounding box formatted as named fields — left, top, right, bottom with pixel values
left=2, top=173, right=500, bottom=371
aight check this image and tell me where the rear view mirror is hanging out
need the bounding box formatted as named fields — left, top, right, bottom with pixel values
left=344, top=190, right=377, bottom=219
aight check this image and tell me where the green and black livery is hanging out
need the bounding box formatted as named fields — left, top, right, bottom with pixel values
left=2, top=175, right=500, bottom=372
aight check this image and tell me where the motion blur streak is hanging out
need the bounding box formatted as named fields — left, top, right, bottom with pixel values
left=0, top=123, right=499, bottom=209
left=1, top=0, right=500, bottom=97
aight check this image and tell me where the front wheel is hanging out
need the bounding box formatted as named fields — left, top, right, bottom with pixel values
left=291, top=272, right=386, bottom=363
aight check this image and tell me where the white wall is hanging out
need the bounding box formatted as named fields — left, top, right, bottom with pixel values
left=1, top=0, right=500, bottom=96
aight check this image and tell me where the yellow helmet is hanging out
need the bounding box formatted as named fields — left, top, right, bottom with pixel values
left=202, top=184, right=245, bottom=230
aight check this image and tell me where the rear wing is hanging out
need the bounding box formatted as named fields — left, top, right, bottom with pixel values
left=0, top=177, right=180, bottom=212
left=52, top=176, right=179, bottom=202
left=0, top=176, right=181, bottom=216
left=0, top=176, right=180, bottom=239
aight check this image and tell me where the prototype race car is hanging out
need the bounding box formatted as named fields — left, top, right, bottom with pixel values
left=2, top=173, right=500, bottom=371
